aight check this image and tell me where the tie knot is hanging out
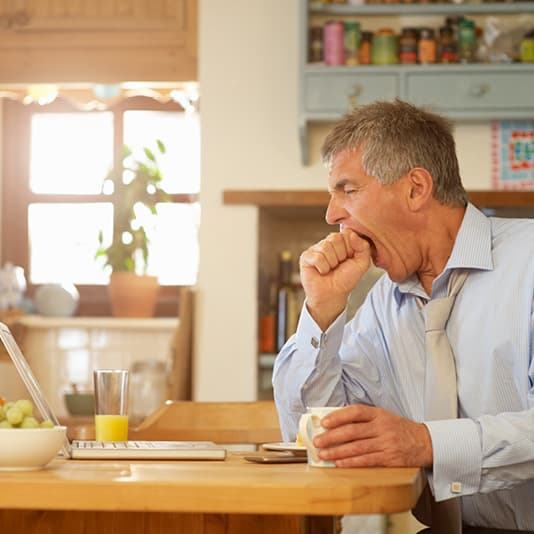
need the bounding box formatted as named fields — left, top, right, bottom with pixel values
left=422, top=296, right=455, bottom=331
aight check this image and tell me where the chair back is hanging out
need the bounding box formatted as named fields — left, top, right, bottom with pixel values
left=168, top=286, right=194, bottom=400
left=131, top=400, right=282, bottom=444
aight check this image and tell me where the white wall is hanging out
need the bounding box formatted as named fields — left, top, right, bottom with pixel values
left=195, top=0, right=492, bottom=400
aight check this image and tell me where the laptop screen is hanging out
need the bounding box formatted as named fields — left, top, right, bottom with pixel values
left=0, top=321, right=68, bottom=455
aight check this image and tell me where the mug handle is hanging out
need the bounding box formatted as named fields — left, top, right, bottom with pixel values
left=298, top=413, right=322, bottom=464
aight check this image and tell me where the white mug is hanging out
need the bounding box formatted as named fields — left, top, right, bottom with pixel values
left=298, top=406, right=342, bottom=467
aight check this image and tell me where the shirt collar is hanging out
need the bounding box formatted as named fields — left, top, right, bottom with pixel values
left=393, top=203, right=493, bottom=304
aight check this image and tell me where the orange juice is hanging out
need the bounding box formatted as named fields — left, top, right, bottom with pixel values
left=94, top=414, right=128, bottom=441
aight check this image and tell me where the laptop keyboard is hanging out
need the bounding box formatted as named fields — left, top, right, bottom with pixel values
left=72, top=440, right=219, bottom=450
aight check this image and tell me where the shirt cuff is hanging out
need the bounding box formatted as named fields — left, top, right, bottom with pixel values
left=295, top=301, right=346, bottom=362
left=424, top=418, right=482, bottom=501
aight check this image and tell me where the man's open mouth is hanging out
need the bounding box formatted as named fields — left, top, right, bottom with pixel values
left=357, top=233, right=375, bottom=249
left=356, top=233, right=378, bottom=264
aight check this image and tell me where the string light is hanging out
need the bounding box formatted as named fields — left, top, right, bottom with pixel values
left=23, top=85, right=58, bottom=105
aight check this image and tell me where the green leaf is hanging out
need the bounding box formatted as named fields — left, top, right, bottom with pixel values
left=144, top=147, right=155, bottom=162
left=156, top=139, right=166, bottom=155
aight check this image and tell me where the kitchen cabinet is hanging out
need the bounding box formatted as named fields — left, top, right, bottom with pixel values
left=299, top=0, right=534, bottom=164
left=0, top=0, right=197, bottom=82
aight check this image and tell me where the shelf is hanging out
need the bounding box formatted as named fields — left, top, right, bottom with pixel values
left=305, top=63, right=534, bottom=74
left=223, top=189, right=534, bottom=208
left=309, top=1, right=534, bottom=16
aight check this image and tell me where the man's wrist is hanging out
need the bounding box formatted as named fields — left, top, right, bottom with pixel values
left=418, top=422, right=434, bottom=467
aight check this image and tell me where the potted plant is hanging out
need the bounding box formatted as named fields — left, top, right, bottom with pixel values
left=96, top=140, right=169, bottom=317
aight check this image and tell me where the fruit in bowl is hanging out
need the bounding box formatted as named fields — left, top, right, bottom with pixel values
left=0, top=397, right=66, bottom=470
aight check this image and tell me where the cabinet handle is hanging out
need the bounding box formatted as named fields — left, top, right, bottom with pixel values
left=347, top=86, right=362, bottom=110
left=469, top=84, right=489, bottom=97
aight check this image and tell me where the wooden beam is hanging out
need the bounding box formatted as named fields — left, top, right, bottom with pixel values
left=223, top=189, right=534, bottom=209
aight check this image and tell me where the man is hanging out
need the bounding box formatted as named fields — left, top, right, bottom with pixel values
left=273, top=100, right=534, bottom=531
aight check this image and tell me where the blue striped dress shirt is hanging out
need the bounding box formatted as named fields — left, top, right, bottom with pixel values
left=273, top=204, right=534, bottom=530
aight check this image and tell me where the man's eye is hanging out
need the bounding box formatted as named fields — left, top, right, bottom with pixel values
left=344, top=189, right=356, bottom=195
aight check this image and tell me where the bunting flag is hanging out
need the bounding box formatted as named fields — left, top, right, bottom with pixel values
left=492, top=121, right=534, bottom=190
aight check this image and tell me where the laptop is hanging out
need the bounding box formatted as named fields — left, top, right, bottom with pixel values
left=0, top=321, right=226, bottom=461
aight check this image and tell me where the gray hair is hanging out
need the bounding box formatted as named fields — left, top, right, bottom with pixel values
left=321, top=99, right=468, bottom=207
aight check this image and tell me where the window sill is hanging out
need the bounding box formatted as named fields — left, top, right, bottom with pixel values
left=17, top=315, right=177, bottom=330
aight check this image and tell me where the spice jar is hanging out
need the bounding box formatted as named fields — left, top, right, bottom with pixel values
left=309, top=26, right=323, bottom=63
left=372, top=28, right=398, bottom=65
left=458, top=18, right=477, bottom=63
left=399, top=28, right=418, bottom=64
left=358, top=31, right=373, bottom=65
left=520, top=29, right=534, bottom=63
left=437, top=25, right=457, bottom=63
left=344, top=21, right=361, bottom=65
left=418, top=27, right=437, bottom=64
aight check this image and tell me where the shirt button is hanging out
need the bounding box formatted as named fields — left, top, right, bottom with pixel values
left=311, top=337, right=319, bottom=348
left=451, top=482, right=462, bottom=494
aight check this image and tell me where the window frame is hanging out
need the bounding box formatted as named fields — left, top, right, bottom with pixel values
left=1, top=95, right=199, bottom=316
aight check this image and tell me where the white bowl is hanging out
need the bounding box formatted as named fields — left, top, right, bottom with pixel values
left=0, top=426, right=67, bottom=471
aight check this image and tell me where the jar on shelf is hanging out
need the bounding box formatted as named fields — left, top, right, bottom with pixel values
left=437, top=25, right=458, bottom=63
left=344, top=21, right=361, bottom=65
left=323, top=20, right=345, bottom=65
left=372, top=28, right=399, bottom=65
left=309, top=26, right=323, bottom=63
left=520, top=29, right=534, bottom=63
left=458, top=18, right=477, bottom=63
left=399, top=28, right=418, bottom=64
left=358, top=31, right=373, bottom=65
left=418, top=27, right=437, bottom=64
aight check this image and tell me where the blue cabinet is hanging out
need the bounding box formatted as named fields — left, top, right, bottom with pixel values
left=299, top=0, right=534, bottom=164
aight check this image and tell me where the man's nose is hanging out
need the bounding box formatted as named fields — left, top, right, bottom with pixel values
left=325, top=195, right=347, bottom=225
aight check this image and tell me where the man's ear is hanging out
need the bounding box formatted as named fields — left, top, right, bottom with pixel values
left=405, top=167, right=433, bottom=211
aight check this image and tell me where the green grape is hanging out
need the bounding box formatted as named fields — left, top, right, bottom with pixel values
left=40, top=419, right=55, bottom=429
left=20, top=416, right=39, bottom=429
left=0, top=419, right=12, bottom=428
left=15, top=399, right=34, bottom=417
left=3, top=401, right=15, bottom=413
left=0, top=406, right=5, bottom=421
left=6, top=407, right=24, bottom=426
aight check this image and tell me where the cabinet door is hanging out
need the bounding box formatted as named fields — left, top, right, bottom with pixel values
left=406, top=71, right=534, bottom=117
left=0, top=0, right=197, bottom=82
left=305, top=72, right=398, bottom=115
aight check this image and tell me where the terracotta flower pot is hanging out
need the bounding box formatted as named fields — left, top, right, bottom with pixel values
left=108, top=273, right=159, bottom=317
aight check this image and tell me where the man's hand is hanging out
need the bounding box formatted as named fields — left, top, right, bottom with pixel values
left=299, top=229, right=371, bottom=331
left=313, top=405, right=433, bottom=468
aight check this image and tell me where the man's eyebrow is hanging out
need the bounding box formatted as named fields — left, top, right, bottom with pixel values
left=329, top=179, right=351, bottom=192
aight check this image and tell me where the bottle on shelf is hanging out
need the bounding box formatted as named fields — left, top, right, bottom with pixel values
left=309, top=26, right=324, bottom=63
left=418, top=27, right=437, bottom=64
left=399, top=28, right=418, bottom=64
left=258, top=278, right=277, bottom=354
left=344, top=21, right=361, bottom=65
left=458, top=18, right=477, bottom=63
left=437, top=25, right=458, bottom=63
left=358, top=31, right=373, bottom=65
left=275, top=250, right=305, bottom=352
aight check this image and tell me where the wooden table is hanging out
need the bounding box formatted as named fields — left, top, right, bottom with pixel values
left=0, top=452, right=424, bottom=534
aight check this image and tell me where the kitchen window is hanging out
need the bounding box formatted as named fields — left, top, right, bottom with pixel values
left=1, top=95, right=200, bottom=316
